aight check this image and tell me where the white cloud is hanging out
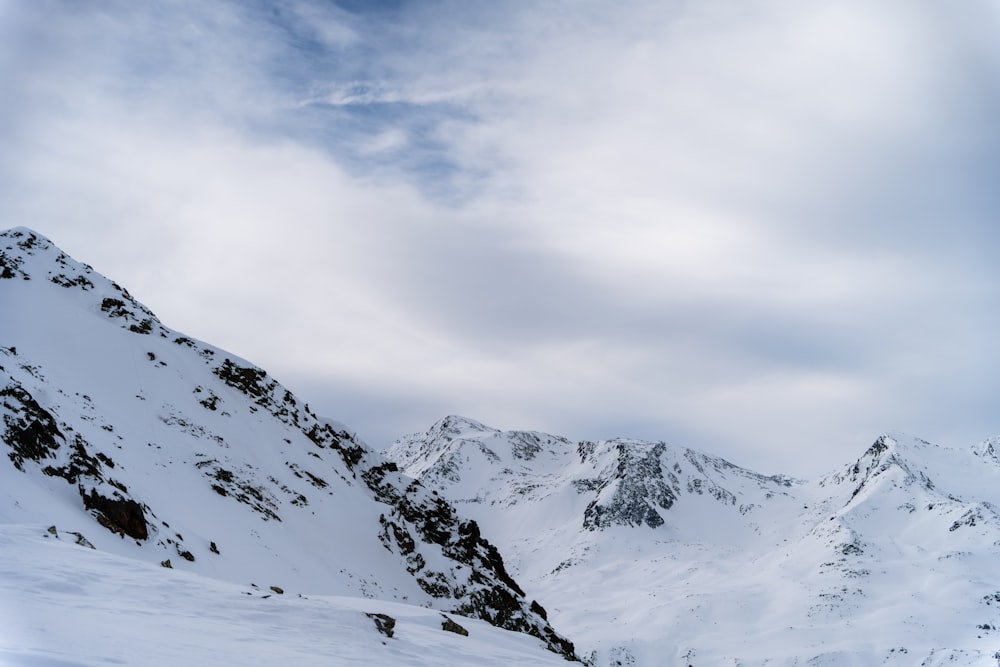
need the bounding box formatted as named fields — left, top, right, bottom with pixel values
left=2, top=0, right=999, bottom=475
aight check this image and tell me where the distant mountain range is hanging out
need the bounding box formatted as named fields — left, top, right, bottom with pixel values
left=388, top=418, right=1000, bottom=665
left=3, top=226, right=999, bottom=666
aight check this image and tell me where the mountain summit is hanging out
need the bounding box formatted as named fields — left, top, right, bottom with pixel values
left=0, top=227, right=576, bottom=661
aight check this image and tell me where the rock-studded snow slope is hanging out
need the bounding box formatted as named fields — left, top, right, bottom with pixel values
left=389, top=416, right=1000, bottom=666
left=0, top=227, right=576, bottom=661
left=0, top=524, right=572, bottom=667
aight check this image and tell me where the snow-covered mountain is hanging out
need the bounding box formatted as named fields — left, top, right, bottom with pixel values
left=0, top=227, right=576, bottom=663
left=6, top=225, right=1000, bottom=666
left=389, top=416, right=1000, bottom=665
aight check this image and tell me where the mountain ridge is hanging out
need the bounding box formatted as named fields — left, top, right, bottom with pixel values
left=389, top=417, right=1000, bottom=665
left=0, top=227, right=577, bottom=661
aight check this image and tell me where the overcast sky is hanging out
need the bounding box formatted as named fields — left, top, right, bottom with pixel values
left=3, top=0, right=999, bottom=476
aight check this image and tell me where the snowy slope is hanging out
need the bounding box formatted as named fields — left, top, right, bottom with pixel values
left=0, top=524, right=571, bottom=667
left=0, top=227, right=576, bottom=661
left=389, top=417, right=1000, bottom=666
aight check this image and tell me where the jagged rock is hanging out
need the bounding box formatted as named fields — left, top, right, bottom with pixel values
left=390, top=416, right=793, bottom=534
left=581, top=442, right=676, bottom=530
left=82, top=489, right=148, bottom=540
left=366, top=613, right=396, bottom=638
left=360, top=456, right=577, bottom=660
left=441, top=614, right=469, bottom=636
left=67, top=531, right=95, bottom=549
left=1, top=383, right=64, bottom=471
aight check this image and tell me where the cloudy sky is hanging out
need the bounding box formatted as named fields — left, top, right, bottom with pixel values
left=2, top=0, right=999, bottom=476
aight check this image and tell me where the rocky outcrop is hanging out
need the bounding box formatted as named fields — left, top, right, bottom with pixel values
left=581, top=441, right=676, bottom=529
left=391, top=417, right=798, bottom=534
left=82, top=489, right=148, bottom=540
left=2, top=356, right=151, bottom=542
left=361, top=457, right=577, bottom=660
left=1, top=378, right=64, bottom=471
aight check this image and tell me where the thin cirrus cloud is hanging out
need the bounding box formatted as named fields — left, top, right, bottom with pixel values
left=1, top=0, right=999, bottom=475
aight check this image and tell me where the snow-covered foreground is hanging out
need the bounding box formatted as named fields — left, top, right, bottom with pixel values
left=0, top=524, right=569, bottom=667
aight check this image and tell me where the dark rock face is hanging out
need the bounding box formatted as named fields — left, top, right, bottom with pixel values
left=1, top=383, right=65, bottom=470
left=0, top=231, right=32, bottom=279
left=366, top=613, right=396, bottom=638
left=361, top=459, right=578, bottom=661
left=530, top=599, right=550, bottom=621
left=43, top=436, right=110, bottom=484
left=82, top=489, right=149, bottom=540
left=96, top=291, right=161, bottom=336
left=0, top=250, right=25, bottom=279
left=440, top=614, right=469, bottom=636
left=582, top=442, right=677, bottom=530
left=213, top=359, right=274, bottom=401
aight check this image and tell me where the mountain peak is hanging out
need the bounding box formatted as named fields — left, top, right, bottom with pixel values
left=390, top=422, right=799, bottom=538
left=1, top=226, right=57, bottom=280
left=2, top=225, right=168, bottom=338
left=2, top=225, right=53, bottom=243
left=429, top=415, right=499, bottom=438
left=2, top=226, right=77, bottom=271
left=975, top=436, right=1000, bottom=464
left=819, top=432, right=951, bottom=506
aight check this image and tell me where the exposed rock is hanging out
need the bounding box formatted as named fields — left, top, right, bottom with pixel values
left=361, top=457, right=577, bottom=660
left=366, top=613, right=396, bottom=638
left=1, top=383, right=65, bottom=471
left=581, top=442, right=676, bottom=530
left=81, top=489, right=148, bottom=540
left=440, top=614, right=469, bottom=636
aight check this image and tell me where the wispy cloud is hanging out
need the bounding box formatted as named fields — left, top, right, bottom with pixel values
left=2, top=0, right=999, bottom=474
